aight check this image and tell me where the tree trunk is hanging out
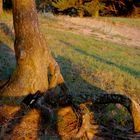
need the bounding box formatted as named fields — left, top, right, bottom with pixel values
left=1, top=0, right=64, bottom=103
left=92, top=0, right=99, bottom=17
left=0, top=0, right=64, bottom=139
left=79, top=0, right=84, bottom=17
left=43, top=1, right=46, bottom=14
left=0, top=0, right=3, bottom=15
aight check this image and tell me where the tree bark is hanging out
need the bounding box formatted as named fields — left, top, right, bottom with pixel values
left=78, top=0, right=84, bottom=17
left=0, top=0, right=64, bottom=103
left=92, top=0, right=99, bottom=17
left=0, top=0, right=64, bottom=139
left=0, top=0, right=3, bottom=15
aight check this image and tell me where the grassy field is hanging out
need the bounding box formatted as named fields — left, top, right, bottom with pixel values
left=0, top=13, right=140, bottom=129
left=99, top=17, right=140, bottom=29
left=39, top=15, right=140, bottom=96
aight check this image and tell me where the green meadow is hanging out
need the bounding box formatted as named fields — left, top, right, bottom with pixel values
left=0, top=13, right=140, bottom=129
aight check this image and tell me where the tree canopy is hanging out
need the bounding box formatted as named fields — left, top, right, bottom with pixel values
left=48, top=0, right=140, bottom=17
left=2, top=0, right=140, bottom=17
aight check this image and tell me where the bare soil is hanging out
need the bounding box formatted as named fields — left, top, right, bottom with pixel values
left=46, top=16, right=140, bottom=48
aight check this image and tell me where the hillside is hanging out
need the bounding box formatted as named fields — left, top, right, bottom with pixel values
left=0, top=13, right=140, bottom=139
left=39, top=15, right=140, bottom=97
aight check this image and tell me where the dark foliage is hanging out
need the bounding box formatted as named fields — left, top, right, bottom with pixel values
left=2, top=0, right=140, bottom=17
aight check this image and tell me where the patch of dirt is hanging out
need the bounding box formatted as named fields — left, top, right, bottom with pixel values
left=45, top=16, right=140, bottom=48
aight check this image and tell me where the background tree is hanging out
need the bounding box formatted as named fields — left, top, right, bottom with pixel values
left=36, top=0, right=53, bottom=13
left=3, top=0, right=12, bottom=11
left=1, top=0, right=140, bottom=17
left=101, top=0, right=140, bottom=17
left=84, top=0, right=104, bottom=17
left=0, top=0, right=3, bottom=15
left=52, top=0, right=85, bottom=17
left=51, top=0, right=140, bottom=17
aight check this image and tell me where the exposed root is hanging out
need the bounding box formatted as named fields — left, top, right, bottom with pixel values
left=131, top=99, right=140, bottom=132
left=1, top=88, right=140, bottom=139
left=57, top=106, right=79, bottom=138
left=74, top=104, right=99, bottom=140
left=49, top=56, right=64, bottom=89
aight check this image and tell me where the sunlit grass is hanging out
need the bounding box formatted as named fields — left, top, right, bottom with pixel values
left=0, top=11, right=14, bottom=49
left=40, top=23, right=140, bottom=96
left=0, top=13, right=140, bottom=128
left=0, top=10, right=12, bottom=21
left=99, top=17, right=140, bottom=29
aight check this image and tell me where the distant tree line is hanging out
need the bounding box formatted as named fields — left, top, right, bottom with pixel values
left=36, top=0, right=140, bottom=17
left=2, top=0, right=140, bottom=17
left=35, top=0, right=140, bottom=17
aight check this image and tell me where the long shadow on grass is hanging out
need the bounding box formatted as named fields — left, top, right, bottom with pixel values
left=0, top=41, right=16, bottom=80
left=60, top=40, right=140, bottom=78
left=0, top=22, right=14, bottom=41
left=57, top=55, right=106, bottom=96
left=55, top=56, right=134, bottom=139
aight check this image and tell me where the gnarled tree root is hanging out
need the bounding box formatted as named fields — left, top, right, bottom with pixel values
left=31, top=87, right=140, bottom=138
left=1, top=85, right=140, bottom=139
